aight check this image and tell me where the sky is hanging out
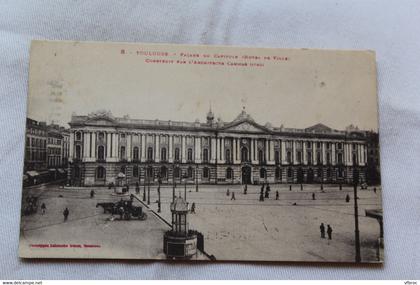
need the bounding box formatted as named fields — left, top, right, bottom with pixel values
left=27, top=41, right=379, bottom=131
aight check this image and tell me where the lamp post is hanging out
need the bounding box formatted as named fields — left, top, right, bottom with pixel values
left=157, top=174, right=162, bottom=213
left=183, top=174, right=188, bottom=201
left=143, top=167, right=146, bottom=201
left=147, top=167, right=151, bottom=205
left=353, top=166, right=361, bottom=263
left=195, top=165, right=199, bottom=192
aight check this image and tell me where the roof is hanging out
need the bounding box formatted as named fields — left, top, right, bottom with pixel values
left=170, top=196, right=189, bottom=212
left=69, top=109, right=370, bottom=139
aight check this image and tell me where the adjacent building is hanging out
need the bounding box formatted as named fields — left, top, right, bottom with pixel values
left=68, top=109, right=378, bottom=187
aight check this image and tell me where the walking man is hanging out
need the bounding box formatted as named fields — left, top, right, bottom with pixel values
left=191, top=202, right=196, bottom=214
left=312, top=193, right=316, bottom=200
left=63, top=207, right=69, bottom=222
left=289, top=185, right=292, bottom=191
left=231, top=192, right=236, bottom=200
left=373, top=187, right=377, bottom=194
left=41, top=203, right=46, bottom=215
left=327, top=225, right=333, bottom=240
left=320, top=223, right=325, bottom=238
left=259, top=192, right=264, bottom=202
left=226, top=188, right=230, bottom=196
left=275, top=191, right=279, bottom=200
left=345, top=194, right=350, bottom=203
left=244, top=184, right=247, bottom=195
left=90, top=189, right=95, bottom=198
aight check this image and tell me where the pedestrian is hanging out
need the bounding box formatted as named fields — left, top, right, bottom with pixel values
left=327, top=225, right=333, bottom=240
left=266, top=184, right=271, bottom=193
left=373, top=187, right=377, bottom=194
left=90, top=189, right=95, bottom=198
left=244, top=184, right=247, bottom=195
left=339, top=183, right=342, bottom=190
left=41, top=203, right=46, bottom=215
left=259, top=192, right=264, bottom=202
left=119, top=206, right=124, bottom=220
left=300, top=184, right=303, bottom=191
left=226, top=188, right=230, bottom=196
left=345, top=194, right=350, bottom=203
left=320, top=223, right=325, bottom=238
left=264, top=190, right=269, bottom=199
left=275, top=191, right=279, bottom=200
left=312, top=192, right=316, bottom=200
left=260, top=184, right=265, bottom=194
left=63, top=207, right=69, bottom=222
left=191, top=202, right=196, bottom=214
left=289, top=185, right=292, bottom=191
left=231, top=192, right=236, bottom=200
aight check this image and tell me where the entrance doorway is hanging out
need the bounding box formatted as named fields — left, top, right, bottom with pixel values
left=241, top=166, right=252, bottom=184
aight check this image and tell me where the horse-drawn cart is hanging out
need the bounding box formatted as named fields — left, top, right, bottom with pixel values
left=96, top=199, right=147, bottom=221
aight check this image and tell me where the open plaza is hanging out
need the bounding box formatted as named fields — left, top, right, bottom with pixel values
left=20, top=182, right=382, bottom=262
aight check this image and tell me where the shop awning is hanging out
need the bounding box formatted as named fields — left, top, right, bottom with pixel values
left=26, top=171, right=39, bottom=177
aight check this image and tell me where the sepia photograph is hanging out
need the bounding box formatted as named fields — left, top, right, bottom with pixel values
left=19, top=40, right=382, bottom=263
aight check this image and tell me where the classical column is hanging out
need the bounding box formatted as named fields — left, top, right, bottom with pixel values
left=181, top=136, right=186, bottom=163
left=233, top=138, right=237, bottom=163
left=250, top=138, right=254, bottom=162
left=313, top=143, right=317, bottom=165
left=125, top=133, right=131, bottom=161
left=269, top=139, right=275, bottom=165
left=140, top=134, right=146, bottom=162
left=106, top=133, right=111, bottom=158
left=69, top=132, right=74, bottom=161
left=220, top=137, right=225, bottom=163
left=210, top=137, right=216, bottom=163
left=91, top=132, right=96, bottom=159
left=331, top=143, right=336, bottom=165
left=169, top=135, right=173, bottom=163
left=113, top=133, right=119, bottom=158
left=303, top=141, right=307, bottom=165
left=265, top=139, right=269, bottom=162
left=322, top=142, right=326, bottom=165
left=281, top=140, right=286, bottom=164
left=292, top=140, right=297, bottom=165
left=195, top=136, right=201, bottom=163
left=358, top=144, right=362, bottom=166
left=155, top=135, right=160, bottom=163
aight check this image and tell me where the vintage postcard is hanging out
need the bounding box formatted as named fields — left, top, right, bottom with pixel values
left=20, top=40, right=382, bottom=263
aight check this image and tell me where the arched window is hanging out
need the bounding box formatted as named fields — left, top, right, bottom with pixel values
left=337, top=153, right=343, bottom=164
left=226, top=168, right=233, bottom=179
left=287, top=151, right=292, bottom=164
left=225, top=149, right=231, bottom=163
left=297, top=151, right=302, bottom=164
left=287, top=167, right=293, bottom=178
left=187, top=148, right=193, bottom=161
left=98, top=132, right=105, bottom=141
left=275, top=167, right=281, bottom=180
left=317, top=152, right=322, bottom=164
left=174, top=167, right=180, bottom=178
left=75, top=132, right=81, bottom=141
left=161, top=148, right=167, bottom=161
left=120, top=146, right=126, bottom=159
left=133, top=147, right=139, bottom=160
left=326, top=153, right=331, bottom=164
left=241, top=147, right=248, bottom=162
left=307, top=152, right=312, bottom=165
left=258, top=150, right=264, bottom=163
left=97, top=145, right=105, bottom=160
left=174, top=148, right=180, bottom=161
left=203, top=149, right=209, bottom=162
left=160, top=166, right=167, bottom=179
left=187, top=167, right=193, bottom=178
left=73, top=166, right=80, bottom=178
left=75, top=145, right=81, bottom=159
left=147, top=147, right=153, bottom=161
left=133, top=165, right=139, bottom=177
left=96, top=166, right=105, bottom=180
left=260, top=168, right=267, bottom=179
left=203, top=167, right=209, bottom=179
left=275, top=151, right=280, bottom=164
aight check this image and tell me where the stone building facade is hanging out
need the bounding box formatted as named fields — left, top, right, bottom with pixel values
left=68, top=109, right=374, bottom=187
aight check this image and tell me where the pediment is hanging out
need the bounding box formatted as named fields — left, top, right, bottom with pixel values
left=223, top=121, right=268, bottom=133
left=86, top=118, right=116, bottom=126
